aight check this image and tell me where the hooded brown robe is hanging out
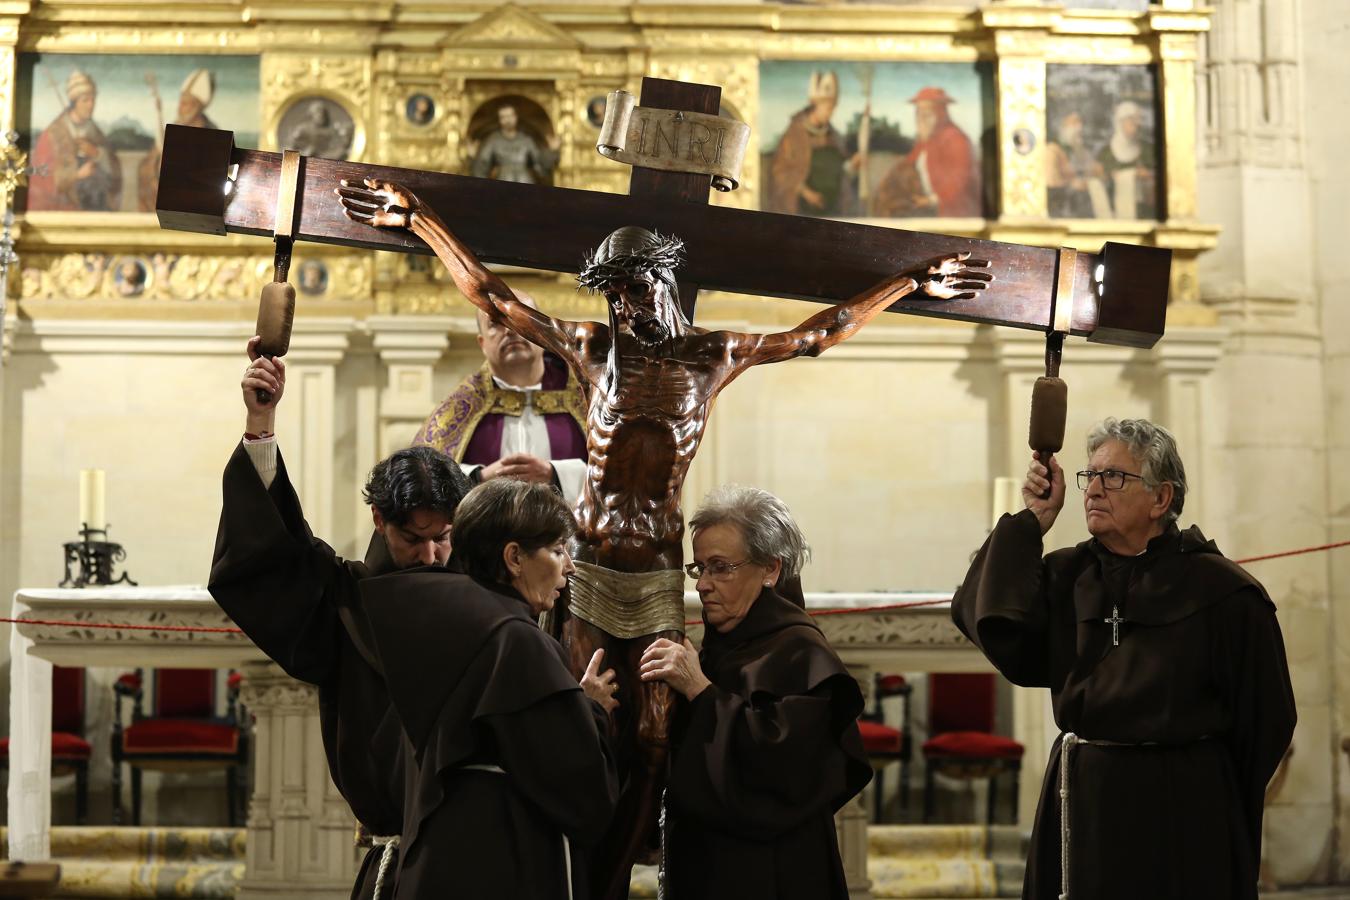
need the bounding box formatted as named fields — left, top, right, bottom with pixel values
left=953, top=509, right=1297, bottom=900
left=208, top=442, right=410, bottom=900
left=357, top=570, right=620, bottom=899
left=665, top=586, right=872, bottom=900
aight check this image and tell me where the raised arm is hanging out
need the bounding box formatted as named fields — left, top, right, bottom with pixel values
left=725, top=252, right=991, bottom=372
left=336, top=178, right=597, bottom=368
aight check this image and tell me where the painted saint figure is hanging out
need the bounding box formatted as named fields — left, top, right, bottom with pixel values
left=1097, top=100, right=1156, bottom=220
left=337, top=176, right=992, bottom=900
left=1046, top=111, right=1109, bottom=219
left=471, top=104, right=560, bottom=185
left=28, top=70, right=122, bottom=212
left=874, top=86, right=980, bottom=218
left=766, top=70, right=856, bottom=217
left=138, top=68, right=217, bottom=212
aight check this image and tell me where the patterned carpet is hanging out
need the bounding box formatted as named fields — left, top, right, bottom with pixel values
left=4, top=825, right=1339, bottom=899
left=0, top=827, right=244, bottom=898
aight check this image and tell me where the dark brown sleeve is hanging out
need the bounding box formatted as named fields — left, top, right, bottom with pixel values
left=208, top=442, right=351, bottom=685
left=1211, top=589, right=1297, bottom=860
left=951, top=508, right=1054, bottom=688
left=668, top=676, right=870, bottom=840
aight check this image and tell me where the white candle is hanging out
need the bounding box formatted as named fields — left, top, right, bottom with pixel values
left=79, top=469, right=106, bottom=532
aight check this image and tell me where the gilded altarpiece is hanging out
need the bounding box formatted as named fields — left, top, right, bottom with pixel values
left=0, top=0, right=1215, bottom=325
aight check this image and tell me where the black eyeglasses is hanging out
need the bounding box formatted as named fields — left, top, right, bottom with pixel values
left=684, top=559, right=750, bottom=581
left=1076, top=468, right=1145, bottom=491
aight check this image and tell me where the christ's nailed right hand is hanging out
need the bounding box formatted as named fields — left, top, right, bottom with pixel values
left=336, top=178, right=417, bottom=230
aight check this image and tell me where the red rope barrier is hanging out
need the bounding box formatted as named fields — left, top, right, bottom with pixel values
left=1234, top=539, right=1350, bottom=565
left=1, top=618, right=244, bottom=634
left=5, top=536, right=1345, bottom=636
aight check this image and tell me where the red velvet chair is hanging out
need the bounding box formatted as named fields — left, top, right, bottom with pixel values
left=921, top=672, right=1023, bottom=824
left=112, top=668, right=248, bottom=826
left=0, top=665, right=91, bottom=824
left=857, top=673, right=913, bottom=822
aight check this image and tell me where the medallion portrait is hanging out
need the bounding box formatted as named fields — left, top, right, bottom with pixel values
left=296, top=259, right=329, bottom=296
left=406, top=94, right=436, bottom=127
left=276, top=95, right=359, bottom=161
left=112, top=257, right=149, bottom=297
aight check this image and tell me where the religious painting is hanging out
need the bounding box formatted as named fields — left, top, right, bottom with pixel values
left=1045, top=64, right=1160, bottom=220
left=759, top=60, right=994, bottom=219
left=406, top=94, right=436, bottom=127
left=275, top=94, right=359, bottom=160
left=296, top=259, right=328, bottom=296
left=15, top=53, right=259, bottom=213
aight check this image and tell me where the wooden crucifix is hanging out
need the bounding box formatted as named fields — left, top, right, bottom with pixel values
left=158, top=77, right=1170, bottom=900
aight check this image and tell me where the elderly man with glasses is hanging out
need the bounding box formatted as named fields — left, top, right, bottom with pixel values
left=952, top=417, right=1295, bottom=900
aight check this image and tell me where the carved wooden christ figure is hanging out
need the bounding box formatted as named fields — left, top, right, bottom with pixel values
left=337, top=176, right=990, bottom=898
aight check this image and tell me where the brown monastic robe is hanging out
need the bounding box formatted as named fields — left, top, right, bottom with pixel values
left=953, top=509, right=1297, bottom=900
left=356, top=570, right=620, bottom=899
left=666, top=587, right=872, bottom=900
left=208, top=443, right=408, bottom=900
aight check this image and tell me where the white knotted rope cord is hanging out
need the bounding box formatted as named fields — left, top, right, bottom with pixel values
left=369, top=834, right=400, bottom=900
left=1058, top=733, right=1078, bottom=900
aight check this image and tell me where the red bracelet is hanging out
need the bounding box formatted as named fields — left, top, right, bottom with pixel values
left=244, top=431, right=274, bottom=442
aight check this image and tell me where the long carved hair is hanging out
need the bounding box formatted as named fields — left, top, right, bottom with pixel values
left=578, top=226, right=689, bottom=389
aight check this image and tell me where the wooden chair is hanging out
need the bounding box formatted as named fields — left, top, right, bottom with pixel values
left=857, top=673, right=913, bottom=822
left=111, top=668, right=248, bottom=826
left=921, top=673, right=1023, bottom=824
left=0, top=666, right=91, bottom=825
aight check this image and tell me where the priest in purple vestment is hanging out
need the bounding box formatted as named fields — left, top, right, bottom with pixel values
left=415, top=296, right=588, bottom=503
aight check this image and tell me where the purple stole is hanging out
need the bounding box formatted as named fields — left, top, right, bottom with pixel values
left=414, top=356, right=588, bottom=464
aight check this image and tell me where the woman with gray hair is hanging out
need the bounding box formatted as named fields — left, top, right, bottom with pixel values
left=639, top=485, right=871, bottom=899
left=953, top=417, right=1295, bottom=900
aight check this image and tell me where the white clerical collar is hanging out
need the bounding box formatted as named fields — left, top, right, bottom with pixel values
left=491, top=374, right=541, bottom=393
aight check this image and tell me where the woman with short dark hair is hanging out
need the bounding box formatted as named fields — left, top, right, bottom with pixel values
left=452, top=477, right=578, bottom=598
left=359, top=477, right=621, bottom=900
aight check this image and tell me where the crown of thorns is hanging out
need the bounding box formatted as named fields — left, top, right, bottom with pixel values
left=577, top=233, right=685, bottom=291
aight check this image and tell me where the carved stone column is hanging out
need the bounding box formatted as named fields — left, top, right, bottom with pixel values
left=236, top=661, right=355, bottom=900
left=272, top=319, right=352, bottom=540
left=1199, top=0, right=1331, bottom=884
left=367, top=314, right=452, bottom=459
left=1149, top=326, right=1226, bottom=526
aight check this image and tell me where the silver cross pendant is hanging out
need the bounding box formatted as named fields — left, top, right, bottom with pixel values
left=1104, top=605, right=1124, bottom=647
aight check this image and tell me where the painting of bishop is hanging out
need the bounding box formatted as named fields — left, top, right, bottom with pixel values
left=18, top=53, right=259, bottom=213
left=760, top=60, right=992, bottom=219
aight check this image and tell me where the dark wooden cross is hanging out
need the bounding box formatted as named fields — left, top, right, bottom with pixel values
left=155, top=77, right=1171, bottom=348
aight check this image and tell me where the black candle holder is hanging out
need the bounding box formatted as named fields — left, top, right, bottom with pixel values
left=60, top=524, right=137, bottom=588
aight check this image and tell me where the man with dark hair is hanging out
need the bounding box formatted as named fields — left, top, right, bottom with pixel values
left=209, top=336, right=472, bottom=900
